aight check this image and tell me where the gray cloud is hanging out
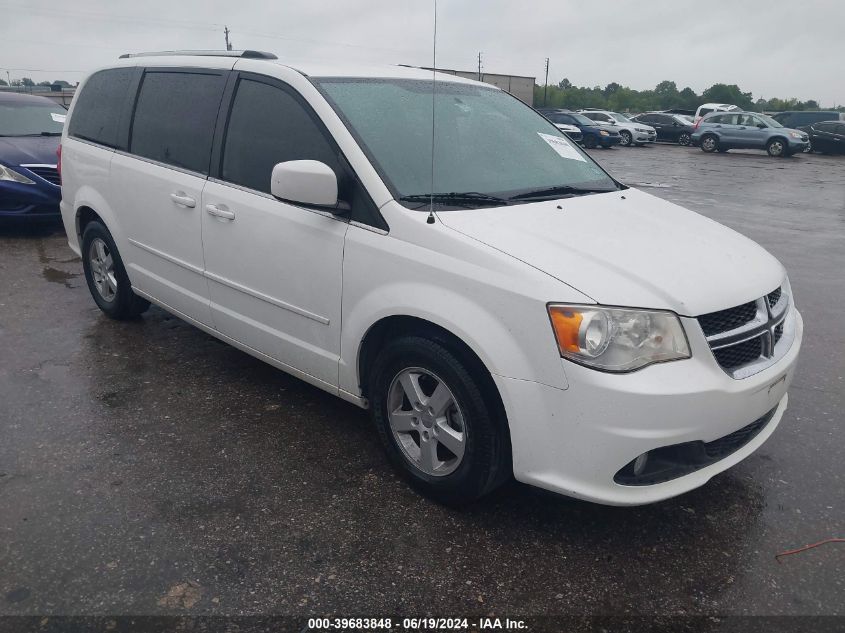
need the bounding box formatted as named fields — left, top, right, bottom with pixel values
left=2, top=0, right=842, bottom=106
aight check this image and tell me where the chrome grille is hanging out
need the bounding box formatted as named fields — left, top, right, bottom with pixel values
left=21, top=164, right=60, bottom=186
left=699, top=301, right=757, bottom=336
left=698, top=285, right=793, bottom=379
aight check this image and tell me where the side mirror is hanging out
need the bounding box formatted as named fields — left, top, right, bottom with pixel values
left=271, top=160, right=347, bottom=213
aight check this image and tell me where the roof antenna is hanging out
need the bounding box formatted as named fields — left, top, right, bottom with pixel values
left=427, top=0, right=437, bottom=225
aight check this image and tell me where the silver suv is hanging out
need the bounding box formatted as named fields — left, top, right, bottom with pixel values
left=691, top=111, right=809, bottom=157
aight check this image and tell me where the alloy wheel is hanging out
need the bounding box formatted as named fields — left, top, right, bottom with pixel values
left=88, top=237, right=117, bottom=302
left=387, top=367, right=467, bottom=477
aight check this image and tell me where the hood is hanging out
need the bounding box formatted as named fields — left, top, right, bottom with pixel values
left=0, top=136, right=60, bottom=166
left=437, top=187, right=784, bottom=316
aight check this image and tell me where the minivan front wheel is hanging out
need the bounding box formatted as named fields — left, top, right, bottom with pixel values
left=767, top=138, right=787, bottom=157
left=369, top=335, right=510, bottom=505
left=678, top=132, right=692, bottom=146
left=700, top=134, right=719, bottom=153
left=81, top=221, right=150, bottom=319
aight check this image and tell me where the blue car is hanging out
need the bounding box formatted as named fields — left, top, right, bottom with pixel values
left=537, top=109, right=623, bottom=149
left=0, top=92, right=65, bottom=220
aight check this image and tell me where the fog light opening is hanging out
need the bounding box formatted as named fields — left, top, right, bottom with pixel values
left=632, top=452, right=649, bottom=476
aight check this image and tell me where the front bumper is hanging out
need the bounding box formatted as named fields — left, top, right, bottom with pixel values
left=787, top=138, right=810, bottom=152
left=599, top=136, right=622, bottom=147
left=633, top=131, right=657, bottom=144
left=496, top=309, right=803, bottom=505
left=0, top=180, right=61, bottom=218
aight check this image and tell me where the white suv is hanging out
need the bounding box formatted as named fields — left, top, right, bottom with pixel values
left=59, top=51, right=802, bottom=506
left=577, top=109, right=657, bottom=146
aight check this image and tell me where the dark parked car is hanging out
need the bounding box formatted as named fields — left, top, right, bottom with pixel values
left=771, top=111, right=844, bottom=129
left=536, top=109, right=621, bottom=149
left=691, top=111, right=809, bottom=157
left=0, top=93, right=64, bottom=220
left=799, top=121, right=845, bottom=154
left=631, top=112, right=695, bottom=146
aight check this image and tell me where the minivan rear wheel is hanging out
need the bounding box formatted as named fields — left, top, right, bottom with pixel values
left=700, top=134, right=719, bottom=153
left=81, top=221, right=150, bottom=319
left=368, top=335, right=510, bottom=505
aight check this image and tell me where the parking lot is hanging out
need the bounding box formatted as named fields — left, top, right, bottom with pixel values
left=1, top=144, right=843, bottom=618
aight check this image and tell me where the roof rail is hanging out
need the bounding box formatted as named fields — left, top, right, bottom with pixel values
left=119, top=50, right=277, bottom=60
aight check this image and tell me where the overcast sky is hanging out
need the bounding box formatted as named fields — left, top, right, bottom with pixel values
left=2, top=0, right=842, bottom=106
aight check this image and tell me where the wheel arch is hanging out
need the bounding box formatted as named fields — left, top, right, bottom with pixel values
left=357, top=314, right=513, bottom=453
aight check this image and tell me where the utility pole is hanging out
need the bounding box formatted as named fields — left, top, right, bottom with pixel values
left=224, top=26, right=233, bottom=51
left=477, top=52, right=482, bottom=81
left=544, top=58, right=550, bottom=106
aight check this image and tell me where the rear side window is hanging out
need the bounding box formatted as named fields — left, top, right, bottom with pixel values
left=68, top=68, right=134, bottom=148
left=130, top=70, right=226, bottom=174
left=221, top=78, right=339, bottom=194
left=698, top=108, right=713, bottom=117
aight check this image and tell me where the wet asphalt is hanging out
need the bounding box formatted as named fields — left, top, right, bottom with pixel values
left=0, top=144, right=843, bottom=618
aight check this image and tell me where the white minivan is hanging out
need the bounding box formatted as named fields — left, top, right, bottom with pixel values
left=59, top=51, right=803, bottom=506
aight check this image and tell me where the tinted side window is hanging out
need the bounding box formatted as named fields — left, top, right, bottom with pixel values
left=836, top=124, right=845, bottom=135
left=130, top=70, right=225, bottom=174
left=706, top=115, right=722, bottom=124
left=699, top=108, right=713, bottom=117
left=68, top=68, right=134, bottom=148
left=815, top=122, right=835, bottom=132
left=221, top=78, right=340, bottom=194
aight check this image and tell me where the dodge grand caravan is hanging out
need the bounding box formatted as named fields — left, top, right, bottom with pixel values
left=59, top=51, right=803, bottom=506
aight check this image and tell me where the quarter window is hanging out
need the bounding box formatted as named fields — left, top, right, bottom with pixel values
left=221, top=78, right=339, bottom=194
left=130, top=70, right=226, bottom=174
left=68, top=68, right=134, bottom=148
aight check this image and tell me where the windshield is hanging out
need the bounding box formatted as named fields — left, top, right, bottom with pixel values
left=608, top=112, right=631, bottom=122
left=0, top=100, right=66, bottom=136
left=314, top=78, right=617, bottom=207
left=756, top=113, right=783, bottom=128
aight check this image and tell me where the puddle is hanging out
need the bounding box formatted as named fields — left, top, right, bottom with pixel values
left=42, top=266, right=79, bottom=288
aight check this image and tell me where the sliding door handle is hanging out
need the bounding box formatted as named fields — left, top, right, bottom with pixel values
left=170, top=192, right=196, bottom=208
left=205, top=203, right=235, bottom=221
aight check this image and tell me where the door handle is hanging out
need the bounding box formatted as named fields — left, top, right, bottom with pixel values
left=170, top=192, right=196, bottom=208
left=205, top=203, right=235, bottom=221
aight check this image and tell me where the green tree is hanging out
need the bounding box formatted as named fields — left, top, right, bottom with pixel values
left=701, top=83, right=754, bottom=110
left=21, top=77, right=35, bottom=87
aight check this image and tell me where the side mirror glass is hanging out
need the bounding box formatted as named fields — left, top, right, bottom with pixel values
left=270, top=160, right=346, bottom=213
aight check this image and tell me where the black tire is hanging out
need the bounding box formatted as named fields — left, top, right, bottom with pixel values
left=678, top=132, right=692, bottom=146
left=619, top=130, right=632, bottom=147
left=368, top=335, right=511, bottom=505
left=582, top=134, right=597, bottom=149
left=81, top=220, right=150, bottom=319
left=766, top=137, right=788, bottom=157
left=700, top=134, right=719, bottom=153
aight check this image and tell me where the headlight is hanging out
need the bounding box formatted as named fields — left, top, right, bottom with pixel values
left=0, top=164, right=35, bottom=184
left=547, top=304, right=691, bottom=372
left=636, top=127, right=648, bottom=132
left=789, top=132, right=802, bottom=139
left=599, top=130, right=610, bottom=136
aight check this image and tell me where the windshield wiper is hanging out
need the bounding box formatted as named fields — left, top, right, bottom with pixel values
left=508, top=185, right=617, bottom=201
left=398, top=192, right=508, bottom=207
left=0, top=132, right=62, bottom=137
